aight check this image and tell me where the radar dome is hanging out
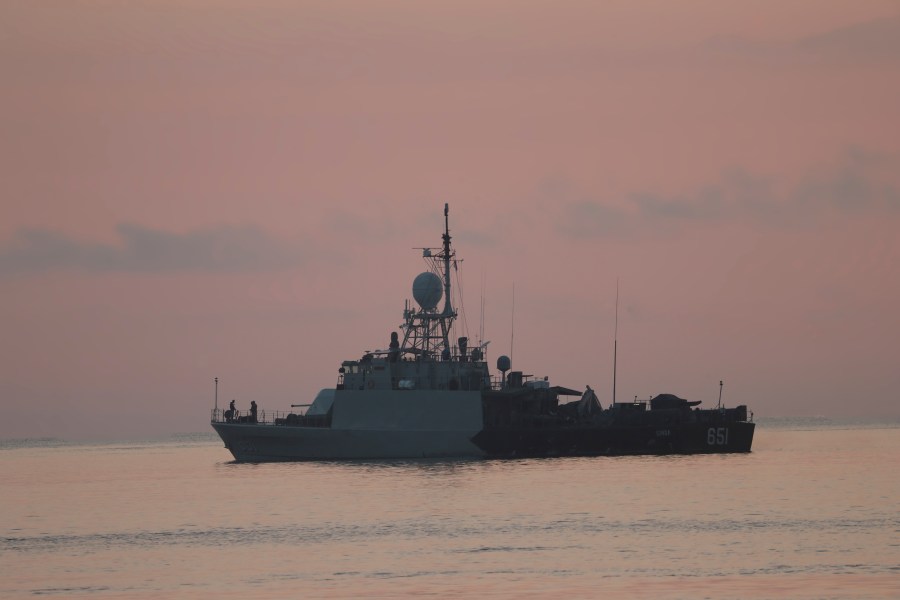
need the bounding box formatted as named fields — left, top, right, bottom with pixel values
left=497, top=355, right=511, bottom=372
left=412, top=272, right=443, bottom=310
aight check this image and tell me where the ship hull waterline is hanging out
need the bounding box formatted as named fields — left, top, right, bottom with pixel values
left=211, top=421, right=755, bottom=462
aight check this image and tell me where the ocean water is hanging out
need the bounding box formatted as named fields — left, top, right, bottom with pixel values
left=2, top=419, right=899, bottom=599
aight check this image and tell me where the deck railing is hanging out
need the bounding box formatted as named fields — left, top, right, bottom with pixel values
left=211, top=408, right=298, bottom=425
left=211, top=407, right=330, bottom=428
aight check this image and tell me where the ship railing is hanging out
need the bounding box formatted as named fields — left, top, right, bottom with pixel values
left=488, top=374, right=544, bottom=391
left=210, top=407, right=316, bottom=425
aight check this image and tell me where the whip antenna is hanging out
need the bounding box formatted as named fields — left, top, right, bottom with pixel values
left=613, top=278, right=619, bottom=405
left=510, top=282, right=516, bottom=364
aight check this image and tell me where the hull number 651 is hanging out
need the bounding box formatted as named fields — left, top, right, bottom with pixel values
left=707, top=427, right=729, bottom=445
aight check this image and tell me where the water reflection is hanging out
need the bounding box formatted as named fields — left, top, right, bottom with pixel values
left=2, top=427, right=899, bottom=599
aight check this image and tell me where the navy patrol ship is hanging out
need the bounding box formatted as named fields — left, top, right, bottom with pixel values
left=210, top=205, right=755, bottom=461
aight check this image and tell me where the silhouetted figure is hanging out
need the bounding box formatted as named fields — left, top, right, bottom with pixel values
left=225, top=399, right=236, bottom=422
left=250, top=400, right=258, bottom=423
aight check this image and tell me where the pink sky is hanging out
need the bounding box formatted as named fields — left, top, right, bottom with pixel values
left=2, top=1, right=899, bottom=439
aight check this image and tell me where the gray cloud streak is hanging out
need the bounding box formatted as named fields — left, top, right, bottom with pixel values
left=556, top=150, right=900, bottom=238
left=795, top=15, right=900, bottom=63
left=692, top=15, right=900, bottom=65
left=0, top=223, right=306, bottom=277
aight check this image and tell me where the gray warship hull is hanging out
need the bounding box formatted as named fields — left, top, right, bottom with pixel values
left=212, top=422, right=754, bottom=462
left=211, top=388, right=754, bottom=462
left=211, top=423, right=484, bottom=461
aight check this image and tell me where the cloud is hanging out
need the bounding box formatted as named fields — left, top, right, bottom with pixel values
left=793, top=151, right=900, bottom=216
left=0, top=223, right=306, bottom=277
left=795, top=15, right=900, bottom=63
left=556, top=150, right=900, bottom=238
left=538, top=178, right=627, bottom=239
left=686, top=15, right=900, bottom=67
left=558, top=201, right=630, bottom=238
left=632, top=168, right=784, bottom=224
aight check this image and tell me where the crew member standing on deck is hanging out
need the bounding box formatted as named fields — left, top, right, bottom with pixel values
left=250, top=400, right=258, bottom=423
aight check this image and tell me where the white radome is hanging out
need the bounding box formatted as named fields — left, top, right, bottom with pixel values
left=412, top=271, right=443, bottom=310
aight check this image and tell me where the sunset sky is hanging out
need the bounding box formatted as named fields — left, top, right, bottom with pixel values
left=2, top=1, right=899, bottom=439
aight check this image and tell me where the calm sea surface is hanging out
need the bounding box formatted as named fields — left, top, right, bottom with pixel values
left=3, top=418, right=899, bottom=599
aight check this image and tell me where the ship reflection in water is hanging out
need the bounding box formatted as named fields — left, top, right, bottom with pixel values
left=212, top=204, right=753, bottom=461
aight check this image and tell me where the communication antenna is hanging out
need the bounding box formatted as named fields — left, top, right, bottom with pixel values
left=479, top=269, right=486, bottom=348
left=717, top=380, right=724, bottom=409
left=613, top=278, right=619, bottom=405
left=510, top=282, right=516, bottom=364
left=214, top=377, right=218, bottom=411
left=453, top=263, right=469, bottom=343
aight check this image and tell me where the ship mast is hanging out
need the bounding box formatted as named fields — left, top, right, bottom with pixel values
left=440, top=203, right=453, bottom=353
left=398, top=204, right=458, bottom=359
